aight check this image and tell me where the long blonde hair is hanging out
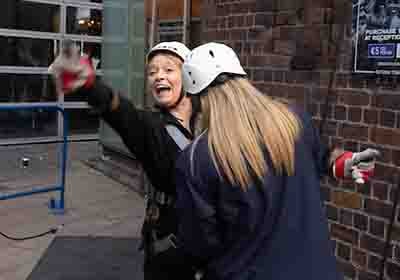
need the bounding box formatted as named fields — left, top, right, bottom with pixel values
left=200, top=76, right=302, bottom=190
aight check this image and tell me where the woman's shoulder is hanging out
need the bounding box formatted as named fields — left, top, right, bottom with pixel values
left=176, top=132, right=210, bottom=173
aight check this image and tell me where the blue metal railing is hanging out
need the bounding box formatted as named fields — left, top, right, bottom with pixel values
left=0, top=105, right=68, bottom=213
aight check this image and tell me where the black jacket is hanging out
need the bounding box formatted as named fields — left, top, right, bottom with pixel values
left=81, top=80, right=199, bottom=236
left=85, top=79, right=198, bottom=196
left=175, top=108, right=342, bottom=280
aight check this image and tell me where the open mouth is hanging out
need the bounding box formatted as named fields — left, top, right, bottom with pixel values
left=155, top=85, right=171, bottom=94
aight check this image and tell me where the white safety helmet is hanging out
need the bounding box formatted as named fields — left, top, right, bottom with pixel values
left=182, top=42, right=246, bottom=95
left=147, top=41, right=190, bottom=62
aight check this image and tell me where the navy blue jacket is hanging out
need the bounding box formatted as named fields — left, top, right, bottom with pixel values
left=174, top=109, right=343, bottom=280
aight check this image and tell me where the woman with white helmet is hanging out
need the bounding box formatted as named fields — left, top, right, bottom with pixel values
left=174, top=42, right=380, bottom=280
left=49, top=41, right=199, bottom=280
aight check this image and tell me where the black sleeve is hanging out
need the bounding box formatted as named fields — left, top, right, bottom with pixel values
left=78, top=79, right=151, bottom=161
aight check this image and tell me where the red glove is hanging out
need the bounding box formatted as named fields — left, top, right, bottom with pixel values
left=49, top=41, right=95, bottom=94
left=333, top=148, right=380, bottom=184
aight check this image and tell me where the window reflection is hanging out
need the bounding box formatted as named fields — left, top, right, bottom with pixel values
left=0, top=109, right=57, bottom=139
left=0, top=37, right=55, bottom=67
left=67, top=7, right=102, bottom=36
left=0, top=74, right=57, bottom=103
left=0, top=1, right=60, bottom=32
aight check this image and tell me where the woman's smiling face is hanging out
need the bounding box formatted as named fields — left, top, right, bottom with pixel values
left=147, top=53, right=183, bottom=108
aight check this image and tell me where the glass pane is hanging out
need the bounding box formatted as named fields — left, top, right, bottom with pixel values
left=67, top=7, right=102, bottom=36
left=0, top=1, right=60, bottom=32
left=0, top=37, right=56, bottom=67
left=66, top=108, right=100, bottom=135
left=0, top=74, right=57, bottom=103
left=0, top=109, right=58, bottom=139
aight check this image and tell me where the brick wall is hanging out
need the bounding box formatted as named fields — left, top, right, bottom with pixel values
left=201, top=0, right=400, bottom=279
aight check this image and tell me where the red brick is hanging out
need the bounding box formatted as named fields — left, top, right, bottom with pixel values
left=368, top=254, right=382, bottom=273
left=371, top=127, right=400, bottom=147
left=245, top=14, right=255, bottom=26
left=273, top=40, right=296, bottom=56
left=326, top=204, right=339, bottom=221
left=230, top=2, right=251, bottom=14
left=369, top=218, right=385, bottom=239
left=343, top=140, right=359, bottom=152
left=393, top=149, right=400, bottom=166
left=364, top=109, right=378, bottom=125
left=360, top=234, right=386, bottom=255
left=386, top=262, right=400, bottom=280
left=321, top=120, right=338, bottom=136
left=339, top=209, right=353, bottom=227
left=279, top=26, right=303, bottom=41
left=255, top=0, right=276, bottom=12
left=229, top=29, right=247, bottom=40
left=374, top=163, right=398, bottom=185
left=348, top=107, right=362, bottom=123
left=278, top=0, right=298, bottom=10
left=380, top=110, right=396, bottom=128
left=332, top=190, right=362, bottom=209
left=334, top=105, right=347, bottom=121
left=339, top=123, right=369, bottom=141
left=358, top=271, right=379, bottom=280
left=335, top=74, right=349, bottom=88
left=395, top=245, right=400, bottom=261
left=354, top=213, right=368, bottom=231
left=276, top=11, right=296, bottom=25
left=375, top=94, right=400, bottom=111
left=268, top=54, right=292, bottom=68
left=372, top=182, right=389, bottom=201
left=337, top=242, right=351, bottom=261
left=304, top=8, right=325, bottom=25
left=352, top=248, right=367, bottom=268
left=364, top=198, right=393, bottom=220
left=255, top=13, right=273, bottom=27
left=337, top=90, right=370, bottom=106
left=337, top=259, right=356, bottom=278
left=247, top=27, right=270, bottom=41
left=331, top=223, right=359, bottom=245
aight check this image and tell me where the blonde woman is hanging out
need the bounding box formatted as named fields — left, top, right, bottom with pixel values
left=175, top=43, right=379, bottom=280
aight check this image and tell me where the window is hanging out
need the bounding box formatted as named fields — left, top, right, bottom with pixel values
left=0, top=74, right=57, bottom=103
left=0, top=1, right=60, bottom=33
left=0, top=0, right=105, bottom=141
left=0, top=109, right=58, bottom=139
left=67, top=7, right=102, bottom=36
left=66, top=108, right=100, bottom=135
left=0, top=37, right=56, bottom=67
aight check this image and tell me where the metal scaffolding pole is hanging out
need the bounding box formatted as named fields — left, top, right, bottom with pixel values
left=149, top=0, right=158, bottom=48
left=183, top=0, right=192, bottom=45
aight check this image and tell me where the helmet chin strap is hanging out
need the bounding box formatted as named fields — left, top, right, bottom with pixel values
left=168, top=89, right=186, bottom=110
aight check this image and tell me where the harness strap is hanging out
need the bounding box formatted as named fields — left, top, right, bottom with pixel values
left=152, top=234, right=178, bottom=254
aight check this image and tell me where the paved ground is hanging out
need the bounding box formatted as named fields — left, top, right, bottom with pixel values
left=0, top=141, right=145, bottom=280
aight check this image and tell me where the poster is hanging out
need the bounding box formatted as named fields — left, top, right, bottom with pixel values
left=353, top=0, right=400, bottom=74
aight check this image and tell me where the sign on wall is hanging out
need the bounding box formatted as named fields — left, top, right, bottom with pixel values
left=353, top=0, right=400, bottom=74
